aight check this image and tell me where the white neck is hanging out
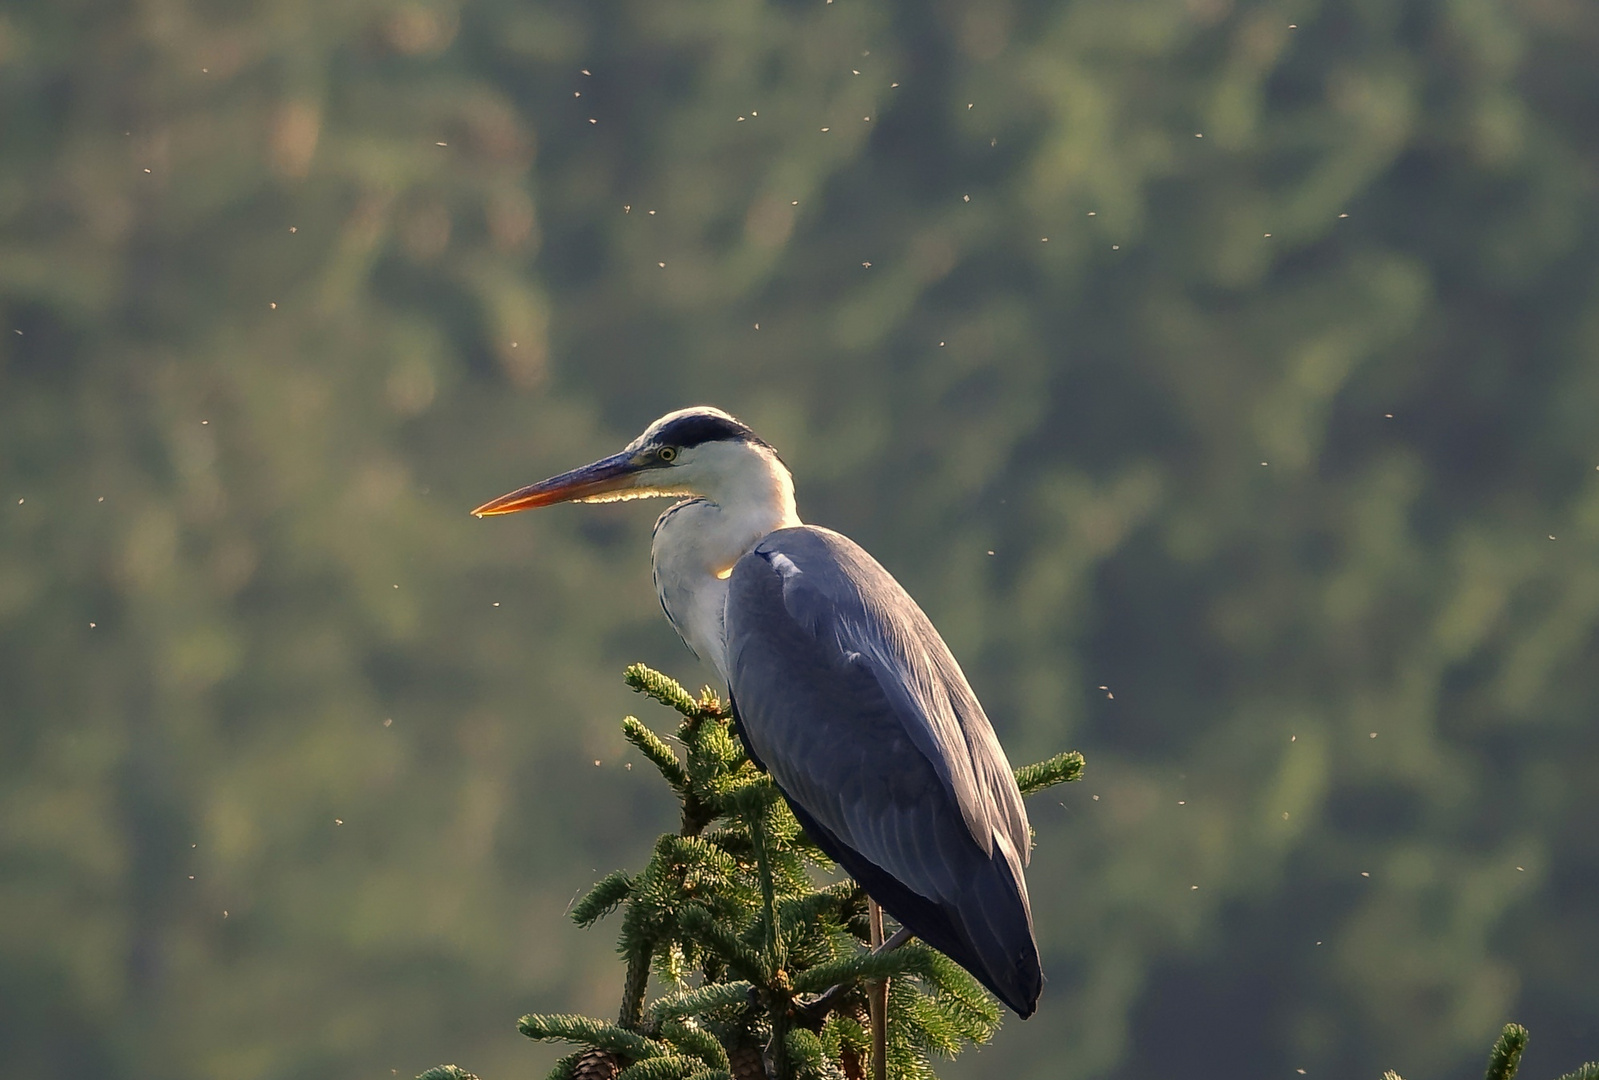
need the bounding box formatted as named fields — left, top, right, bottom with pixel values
left=649, top=441, right=801, bottom=681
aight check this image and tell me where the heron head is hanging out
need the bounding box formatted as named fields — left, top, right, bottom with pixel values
left=471, top=406, right=784, bottom=517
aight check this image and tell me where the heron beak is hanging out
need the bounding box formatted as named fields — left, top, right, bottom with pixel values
left=471, top=451, right=647, bottom=517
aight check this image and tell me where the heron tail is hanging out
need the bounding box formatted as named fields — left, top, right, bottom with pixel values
left=781, top=793, right=1043, bottom=1018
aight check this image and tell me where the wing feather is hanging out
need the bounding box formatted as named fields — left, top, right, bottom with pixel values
left=724, top=524, right=1029, bottom=897
left=724, top=526, right=1041, bottom=1014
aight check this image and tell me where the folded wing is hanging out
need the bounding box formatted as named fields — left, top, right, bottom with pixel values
left=724, top=525, right=1041, bottom=1017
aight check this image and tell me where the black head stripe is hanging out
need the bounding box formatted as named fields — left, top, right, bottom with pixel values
left=655, top=411, right=767, bottom=450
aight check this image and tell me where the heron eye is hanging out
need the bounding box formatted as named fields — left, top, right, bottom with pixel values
left=657, top=446, right=678, bottom=463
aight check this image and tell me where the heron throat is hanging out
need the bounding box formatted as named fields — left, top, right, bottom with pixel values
left=650, top=442, right=800, bottom=682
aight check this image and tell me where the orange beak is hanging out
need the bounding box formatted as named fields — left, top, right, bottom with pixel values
left=471, top=451, right=646, bottom=517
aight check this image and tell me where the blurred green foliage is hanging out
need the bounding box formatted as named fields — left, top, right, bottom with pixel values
left=1, top=0, right=1596, bottom=1079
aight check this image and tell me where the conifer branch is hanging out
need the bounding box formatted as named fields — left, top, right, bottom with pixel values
left=650, top=981, right=757, bottom=1022
left=747, top=800, right=787, bottom=978
left=620, top=952, right=654, bottom=1030
left=914, top=950, right=999, bottom=1028
left=1373, top=1026, right=1596, bottom=1080
left=1013, top=751, right=1085, bottom=797
left=726, top=781, right=781, bottom=816
left=519, top=1012, right=665, bottom=1060
left=790, top=946, right=941, bottom=995
left=769, top=1006, right=795, bottom=1080
left=625, top=717, right=691, bottom=793
left=778, top=883, right=865, bottom=938
left=696, top=685, right=730, bottom=720
left=417, top=1068, right=479, bottom=1080
left=543, top=1051, right=586, bottom=1080
left=626, top=664, right=704, bottom=719
left=573, top=871, right=636, bottom=928
left=663, top=835, right=742, bottom=885
left=1486, top=1024, right=1530, bottom=1080
left=616, top=1054, right=704, bottom=1080
left=701, top=826, right=755, bottom=861
left=785, top=1027, right=844, bottom=1080
left=662, top=1019, right=734, bottom=1072
left=678, top=904, right=770, bottom=984
left=819, top=1011, right=869, bottom=1066
left=686, top=723, right=746, bottom=784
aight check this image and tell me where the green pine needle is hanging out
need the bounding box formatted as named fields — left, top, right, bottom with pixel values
left=790, top=944, right=941, bottom=994
left=517, top=1012, right=663, bottom=1059
left=885, top=978, right=942, bottom=1080
left=914, top=951, right=999, bottom=1037
left=624, top=717, right=690, bottom=792
left=695, top=686, right=729, bottom=719
left=544, top=1052, right=585, bottom=1080
left=416, top=1068, right=479, bottom=1080
left=1381, top=1072, right=1404, bottom=1080
left=917, top=948, right=991, bottom=1004
left=779, top=882, right=864, bottom=936
left=650, top=981, right=755, bottom=1022
left=677, top=905, right=769, bottom=983
left=682, top=1071, right=736, bottom=1080
left=820, top=1011, right=869, bottom=1060
left=726, top=780, right=781, bottom=817
left=1014, top=750, right=1085, bottom=797
left=661, top=1018, right=733, bottom=1071
left=625, top=664, right=702, bottom=718
left=1553, top=1065, right=1599, bottom=1080
left=786, top=1026, right=844, bottom=1080
left=615, top=1054, right=704, bottom=1080
left=686, top=723, right=745, bottom=781
left=662, top=835, right=741, bottom=882
left=571, top=871, right=634, bottom=928
left=1485, top=1024, right=1530, bottom=1080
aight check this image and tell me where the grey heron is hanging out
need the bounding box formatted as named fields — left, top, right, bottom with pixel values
left=473, top=406, right=1042, bottom=1018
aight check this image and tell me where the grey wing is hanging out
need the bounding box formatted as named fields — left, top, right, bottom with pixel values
left=724, top=526, right=1038, bottom=1011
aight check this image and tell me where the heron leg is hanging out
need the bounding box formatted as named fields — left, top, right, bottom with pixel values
left=868, top=899, right=888, bottom=1080
left=793, top=910, right=912, bottom=1021
left=874, top=925, right=912, bottom=954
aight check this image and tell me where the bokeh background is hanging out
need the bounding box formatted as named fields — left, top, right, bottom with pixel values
left=3, top=0, right=1597, bottom=1077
